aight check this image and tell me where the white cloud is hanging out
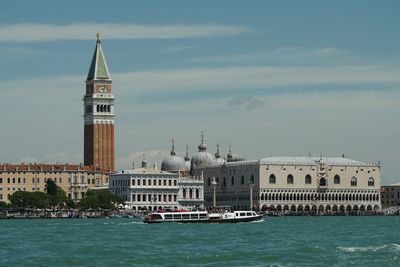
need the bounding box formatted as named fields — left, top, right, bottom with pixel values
left=0, top=23, right=250, bottom=42
left=3, top=64, right=400, bottom=100
left=113, top=65, right=400, bottom=95
left=187, top=47, right=348, bottom=64
left=162, top=45, right=193, bottom=53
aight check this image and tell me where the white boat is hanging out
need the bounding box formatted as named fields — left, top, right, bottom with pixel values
left=143, top=210, right=265, bottom=223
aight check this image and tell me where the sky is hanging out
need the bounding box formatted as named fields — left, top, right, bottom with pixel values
left=0, top=1, right=399, bottom=184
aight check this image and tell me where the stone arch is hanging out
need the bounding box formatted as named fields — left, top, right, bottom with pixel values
left=276, top=205, right=282, bottom=212
left=311, top=205, right=317, bottom=214
left=367, top=205, right=373, bottom=211
left=332, top=205, right=338, bottom=212
left=304, top=205, right=311, bottom=212
left=353, top=205, right=359, bottom=213
left=319, top=177, right=327, bottom=186
left=374, top=205, right=380, bottom=211
left=318, top=205, right=325, bottom=213
left=339, top=205, right=345, bottom=213
left=297, top=205, right=304, bottom=212
left=360, top=205, right=366, bottom=212
left=283, top=205, right=289, bottom=211
left=290, top=205, right=296, bottom=212
left=326, top=205, right=331, bottom=211
left=261, top=204, right=268, bottom=211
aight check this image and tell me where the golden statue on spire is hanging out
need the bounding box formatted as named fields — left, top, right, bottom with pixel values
left=96, top=32, right=100, bottom=40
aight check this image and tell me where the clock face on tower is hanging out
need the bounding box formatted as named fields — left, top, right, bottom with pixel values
left=99, top=87, right=106, bottom=93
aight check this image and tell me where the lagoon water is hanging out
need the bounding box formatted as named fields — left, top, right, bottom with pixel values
left=0, top=216, right=399, bottom=266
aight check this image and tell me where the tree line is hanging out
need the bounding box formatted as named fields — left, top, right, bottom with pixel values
left=0, top=180, right=123, bottom=210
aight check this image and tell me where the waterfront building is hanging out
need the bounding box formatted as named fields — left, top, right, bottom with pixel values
left=0, top=164, right=109, bottom=203
left=83, top=34, right=115, bottom=172
left=110, top=160, right=204, bottom=212
left=381, top=184, right=400, bottom=209
left=187, top=134, right=381, bottom=213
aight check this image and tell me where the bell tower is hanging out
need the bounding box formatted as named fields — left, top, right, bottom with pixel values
left=83, top=34, right=115, bottom=172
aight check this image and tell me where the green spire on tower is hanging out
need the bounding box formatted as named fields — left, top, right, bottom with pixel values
left=87, top=33, right=111, bottom=81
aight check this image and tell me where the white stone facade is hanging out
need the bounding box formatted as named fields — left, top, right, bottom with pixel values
left=109, top=167, right=204, bottom=212
left=193, top=156, right=381, bottom=214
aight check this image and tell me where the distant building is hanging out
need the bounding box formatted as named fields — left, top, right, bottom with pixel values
left=110, top=159, right=203, bottom=212
left=0, top=164, right=109, bottom=203
left=185, top=134, right=381, bottom=213
left=381, top=184, right=400, bottom=209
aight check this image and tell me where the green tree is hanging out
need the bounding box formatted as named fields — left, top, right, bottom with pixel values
left=9, top=191, right=49, bottom=209
left=79, top=190, right=124, bottom=210
left=0, top=201, right=8, bottom=208
left=45, top=180, right=69, bottom=208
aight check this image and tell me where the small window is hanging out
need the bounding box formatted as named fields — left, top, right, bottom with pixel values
left=319, top=178, right=327, bottom=186
left=241, top=176, right=244, bottom=185
left=368, top=177, right=375, bottom=187
left=231, top=176, right=235, bottom=185
left=351, top=177, right=357, bottom=187
left=334, top=175, right=340, bottom=185
left=269, top=174, right=276, bottom=184
left=287, top=174, right=294, bottom=184
left=305, top=174, right=312, bottom=184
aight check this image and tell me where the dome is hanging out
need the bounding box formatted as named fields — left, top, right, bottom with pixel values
left=191, top=132, right=214, bottom=169
left=191, top=151, right=214, bottom=168
left=161, top=155, right=185, bottom=172
left=161, top=139, right=186, bottom=173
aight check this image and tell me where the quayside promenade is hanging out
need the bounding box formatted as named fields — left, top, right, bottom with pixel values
left=0, top=208, right=137, bottom=219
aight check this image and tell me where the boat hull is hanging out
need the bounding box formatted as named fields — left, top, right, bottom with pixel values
left=143, top=214, right=266, bottom=224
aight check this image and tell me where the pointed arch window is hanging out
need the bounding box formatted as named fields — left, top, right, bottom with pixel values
left=351, top=177, right=357, bottom=187
left=305, top=174, right=312, bottom=184
left=368, top=177, right=375, bottom=187
left=269, top=174, right=276, bottom=184
left=287, top=174, right=294, bottom=184
left=334, top=175, right=340, bottom=185
left=319, top=178, right=327, bottom=186
left=231, top=176, right=235, bottom=185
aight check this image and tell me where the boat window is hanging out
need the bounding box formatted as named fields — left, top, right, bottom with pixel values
left=199, top=213, right=207, bottom=219
left=173, top=214, right=182, bottom=220
left=235, top=213, right=239, bottom=216
left=246, top=212, right=252, bottom=216
left=191, top=213, right=199, bottom=220
left=240, top=212, right=246, bottom=216
left=164, top=214, right=173, bottom=220
left=182, top=214, right=190, bottom=220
